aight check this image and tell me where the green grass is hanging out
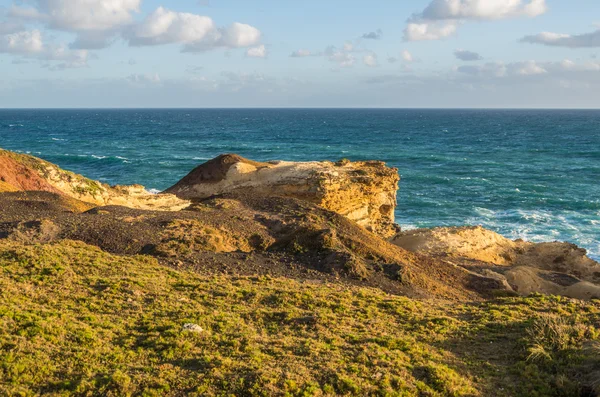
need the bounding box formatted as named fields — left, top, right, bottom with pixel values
left=0, top=240, right=599, bottom=396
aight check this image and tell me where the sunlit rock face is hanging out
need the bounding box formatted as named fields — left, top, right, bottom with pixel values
left=166, top=154, right=400, bottom=238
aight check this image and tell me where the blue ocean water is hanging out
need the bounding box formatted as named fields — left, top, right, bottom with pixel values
left=1, top=109, right=599, bottom=259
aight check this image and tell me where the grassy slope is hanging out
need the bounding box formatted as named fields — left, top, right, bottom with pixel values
left=1, top=240, right=599, bottom=396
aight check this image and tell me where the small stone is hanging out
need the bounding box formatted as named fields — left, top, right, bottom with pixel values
left=182, top=323, right=204, bottom=333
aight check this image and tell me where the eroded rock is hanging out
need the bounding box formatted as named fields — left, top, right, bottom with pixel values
left=391, top=226, right=600, bottom=299
left=166, top=154, right=400, bottom=238
left=0, top=149, right=190, bottom=212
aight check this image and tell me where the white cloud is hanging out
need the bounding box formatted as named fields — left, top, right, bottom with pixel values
left=11, top=0, right=141, bottom=32
left=0, top=30, right=43, bottom=54
left=454, top=49, right=483, bottom=61
left=7, top=2, right=261, bottom=52
left=421, top=0, right=546, bottom=20
left=246, top=44, right=267, bottom=58
left=7, top=0, right=140, bottom=49
left=363, top=53, right=378, bottom=67
left=0, top=29, right=90, bottom=69
left=521, top=30, right=600, bottom=48
left=405, top=0, right=547, bottom=41
left=127, top=8, right=261, bottom=52
left=128, top=7, right=215, bottom=46
left=404, top=21, right=458, bottom=41
left=290, top=49, right=312, bottom=57
left=402, top=50, right=414, bottom=62
left=513, top=60, right=547, bottom=75
left=325, top=45, right=355, bottom=67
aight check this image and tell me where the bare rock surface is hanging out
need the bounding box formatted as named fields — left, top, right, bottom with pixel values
left=391, top=226, right=600, bottom=299
left=0, top=149, right=189, bottom=211
left=166, top=154, right=400, bottom=237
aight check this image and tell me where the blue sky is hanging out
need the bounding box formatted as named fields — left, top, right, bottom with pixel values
left=0, top=0, right=599, bottom=107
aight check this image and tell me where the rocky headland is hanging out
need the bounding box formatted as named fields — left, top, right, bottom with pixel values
left=1, top=148, right=599, bottom=396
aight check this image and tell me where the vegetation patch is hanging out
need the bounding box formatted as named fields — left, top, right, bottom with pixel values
left=1, top=240, right=599, bottom=396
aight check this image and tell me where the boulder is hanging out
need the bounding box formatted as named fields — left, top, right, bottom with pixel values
left=166, top=154, right=400, bottom=238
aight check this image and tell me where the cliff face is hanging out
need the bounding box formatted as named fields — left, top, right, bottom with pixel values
left=0, top=149, right=189, bottom=211
left=166, top=154, right=400, bottom=238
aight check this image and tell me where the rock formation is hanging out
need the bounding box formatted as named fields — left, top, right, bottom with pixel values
left=391, top=226, right=600, bottom=300
left=2, top=148, right=600, bottom=301
left=0, top=149, right=189, bottom=211
left=166, top=154, right=400, bottom=238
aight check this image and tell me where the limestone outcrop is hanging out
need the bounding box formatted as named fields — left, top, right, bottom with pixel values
left=166, top=154, right=400, bottom=237
left=0, top=149, right=189, bottom=211
left=391, top=226, right=600, bottom=299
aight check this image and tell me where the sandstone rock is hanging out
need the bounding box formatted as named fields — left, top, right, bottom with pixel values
left=390, top=226, right=525, bottom=265
left=503, top=266, right=600, bottom=300
left=166, top=154, right=400, bottom=237
left=0, top=149, right=189, bottom=212
left=391, top=226, right=600, bottom=299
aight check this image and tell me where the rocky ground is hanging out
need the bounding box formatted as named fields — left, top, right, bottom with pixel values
left=1, top=148, right=599, bottom=396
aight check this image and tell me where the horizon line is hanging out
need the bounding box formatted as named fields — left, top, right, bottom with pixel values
left=1, top=107, right=600, bottom=111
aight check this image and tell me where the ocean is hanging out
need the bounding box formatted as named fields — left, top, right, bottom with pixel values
left=1, top=108, right=599, bottom=260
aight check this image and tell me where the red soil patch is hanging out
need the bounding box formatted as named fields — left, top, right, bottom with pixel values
left=0, top=156, right=61, bottom=194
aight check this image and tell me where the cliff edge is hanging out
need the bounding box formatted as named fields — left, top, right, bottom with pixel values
left=0, top=149, right=189, bottom=211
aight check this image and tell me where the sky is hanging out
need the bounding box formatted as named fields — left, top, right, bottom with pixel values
left=0, top=0, right=599, bottom=108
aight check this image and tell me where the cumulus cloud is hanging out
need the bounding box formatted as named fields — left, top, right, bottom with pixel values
left=521, top=29, right=600, bottom=48
left=405, top=0, right=547, bottom=41
left=325, top=45, right=356, bottom=67
left=7, top=0, right=140, bottom=49
left=0, top=30, right=43, bottom=54
left=404, top=21, right=458, bottom=41
left=6, top=2, right=262, bottom=52
left=127, top=7, right=261, bottom=52
left=362, top=29, right=382, bottom=40
left=0, top=29, right=90, bottom=69
left=10, top=0, right=141, bottom=31
left=246, top=44, right=267, bottom=58
left=128, top=7, right=214, bottom=46
left=421, top=0, right=546, bottom=20
left=454, top=49, right=483, bottom=61
left=363, top=53, right=378, bottom=67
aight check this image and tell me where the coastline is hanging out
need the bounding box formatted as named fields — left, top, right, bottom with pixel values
left=1, top=148, right=600, bottom=395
